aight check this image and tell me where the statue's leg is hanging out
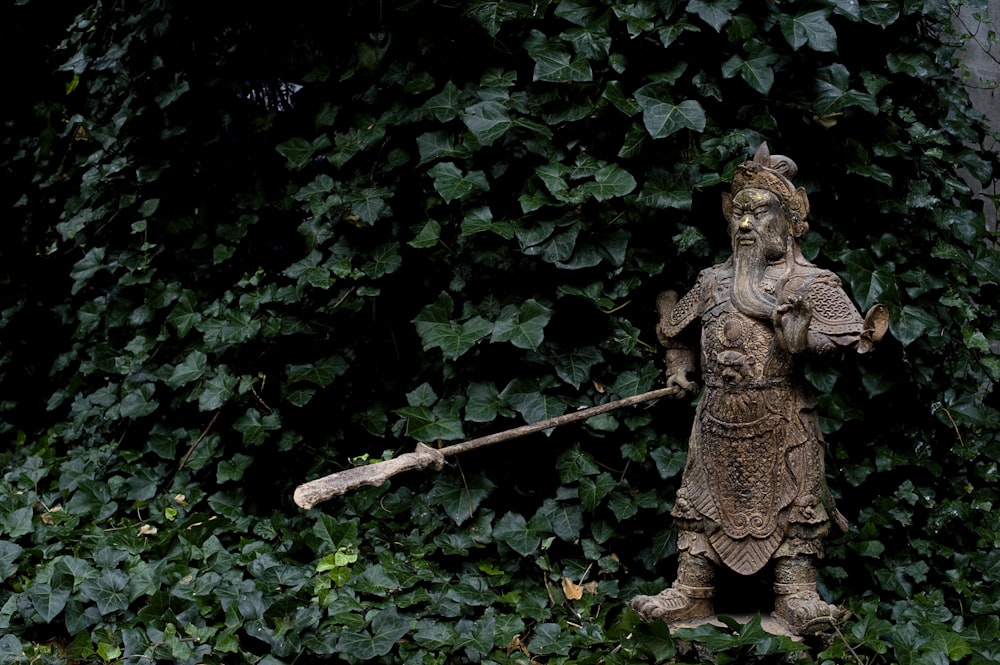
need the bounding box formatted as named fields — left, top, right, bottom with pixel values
left=772, top=555, right=847, bottom=634
left=630, top=549, right=715, bottom=623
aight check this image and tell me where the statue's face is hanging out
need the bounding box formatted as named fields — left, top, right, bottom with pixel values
left=729, top=189, right=788, bottom=261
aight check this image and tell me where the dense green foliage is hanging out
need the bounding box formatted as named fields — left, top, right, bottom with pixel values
left=2, top=0, right=999, bottom=662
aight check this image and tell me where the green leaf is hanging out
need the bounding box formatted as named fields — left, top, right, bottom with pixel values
left=0, top=541, right=23, bottom=579
left=493, top=511, right=541, bottom=556
left=414, top=293, right=495, bottom=360
left=463, top=100, right=513, bottom=145
left=491, top=299, right=553, bottom=350
left=860, top=1, right=899, bottom=27
left=610, top=363, right=659, bottom=397
left=396, top=395, right=466, bottom=442
left=409, top=219, right=441, bottom=248
left=26, top=583, right=70, bottom=623
left=650, top=446, right=686, bottom=479
left=120, top=383, right=158, bottom=419
left=287, top=355, right=348, bottom=388
left=582, top=164, right=637, bottom=201
left=335, top=606, right=409, bottom=659
left=275, top=135, right=330, bottom=170
left=465, top=0, right=528, bottom=37
left=500, top=378, right=568, bottom=423
left=686, top=0, right=739, bottom=31
left=70, top=247, right=106, bottom=295
left=524, top=30, right=593, bottom=82
left=814, top=64, right=879, bottom=115
left=550, top=345, right=604, bottom=388
left=634, top=91, right=707, bottom=139
left=465, top=382, right=504, bottom=422
left=892, top=305, right=939, bottom=347
left=80, top=569, right=131, bottom=615
left=428, top=162, right=489, bottom=202
left=198, top=369, right=238, bottom=411
left=428, top=473, right=495, bottom=525
left=556, top=444, right=601, bottom=482
left=780, top=11, right=837, bottom=52
left=233, top=408, right=281, bottom=445
left=167, top=350, right=208, bottom=388
left=421, top=81, right=464, bottom=122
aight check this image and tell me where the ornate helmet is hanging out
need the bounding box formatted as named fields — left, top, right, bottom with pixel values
left=730, top=142, right=810, bottom=237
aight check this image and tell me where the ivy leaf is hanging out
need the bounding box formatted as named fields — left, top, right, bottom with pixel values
left=198, top=369, right=238, bottom=411
left=414, top=293, right=494, bottom=360
left=610, top=363, right=659, bottom=397
left=275, top=135, right=330, bottom=170
left=814, top=64, right=879, bottom=115
left=396, top=396, right=466, bottom=442
left=581, top=164, right=637, bottom=202
left=167, top=350, right=208, bottom=388
left=500, top=378, right=568, bottom=423
left=26, top=583, right=70, bottom=623
left=555, top=444, right=601, bottom=483
left=334, top=606, right=409, bottom=659
left=427, top=473, right=495, bottom=525
left=465, top=382, right=504, bottom=422
left=780, top=11, right=837, bottom=52
left=119, top=383, right=158, bottom=419
left=860, top=1, right=899, bottom=27
left=463, top=100, right=513, bottom=145
left=233, top=408, right=281, bottom=446
left=465, top=0, right=528, bottom=37
left=686, top=0, right=739, bottom=31
left=493, top=511, right=541, bottom=556
left=421, top=81, right=464, bottom=122
left=892, top=305, right=940, bottom=347
left=428, top=162, right=489, bottom=202
left=634, top=91, right=706, bottom=139
left=650, top=447, right=687, bottom=479
left=536, top=499, right=584, bottom=542
left=491, top=300, right=553, bottom=350
left=409, top=219, right=441, bottom=249
left=80, top=569, right=131, bottom=615
left=286, top=355, right=348, bottom=388
left=0, top=541, right=23, bottom=580
left=524, top=30, right=593, bottom=82
left=550, top=345, right=604, bottom=388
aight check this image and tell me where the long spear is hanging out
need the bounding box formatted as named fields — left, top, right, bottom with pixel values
left=293, top=386, right=679, bottom=509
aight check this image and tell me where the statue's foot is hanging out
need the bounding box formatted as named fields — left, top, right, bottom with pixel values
left=773, top=593, right=847, bottom=635
left=630, top=586, right=714, bottom=623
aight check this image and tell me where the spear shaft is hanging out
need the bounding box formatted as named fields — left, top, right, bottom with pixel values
left=293, top=386, right=678, bottom=510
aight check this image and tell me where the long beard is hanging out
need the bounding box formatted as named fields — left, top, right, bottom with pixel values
left=730, top=237, right=778, bottom=321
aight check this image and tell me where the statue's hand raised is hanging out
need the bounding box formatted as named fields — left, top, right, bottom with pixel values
left=773, top=296, right=812, bottom=354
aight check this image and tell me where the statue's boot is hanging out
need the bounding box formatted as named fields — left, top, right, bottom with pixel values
left=630, top=552, right=714, bottom=623
left=772, top=556, right=848, bottom=635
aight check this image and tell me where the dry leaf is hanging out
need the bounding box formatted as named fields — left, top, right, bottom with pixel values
left=561, top=577, right=584, bottom=601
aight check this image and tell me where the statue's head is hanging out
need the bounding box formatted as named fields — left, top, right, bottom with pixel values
left=722, top=143, right=810, bottom=261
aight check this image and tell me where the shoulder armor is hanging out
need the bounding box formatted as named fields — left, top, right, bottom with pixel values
left=804, top=271, right=864, bottom=336
left=657, top=269, right=711, bottom=340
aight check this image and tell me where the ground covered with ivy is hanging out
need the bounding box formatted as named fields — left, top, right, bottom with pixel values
left=2, top=0, right=999, bottom=663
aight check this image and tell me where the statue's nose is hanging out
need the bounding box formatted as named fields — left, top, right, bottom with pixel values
left=738, top=216, right=752, bottom=231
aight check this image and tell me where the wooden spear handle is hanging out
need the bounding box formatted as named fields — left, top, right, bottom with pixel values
left=293, top=386, right=678, bottom=510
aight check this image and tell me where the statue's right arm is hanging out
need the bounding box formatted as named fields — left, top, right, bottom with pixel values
left=655, top=279, right=703, bottom=397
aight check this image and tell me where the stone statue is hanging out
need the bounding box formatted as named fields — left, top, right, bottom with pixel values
left=631, top=144, right=887, bottom=635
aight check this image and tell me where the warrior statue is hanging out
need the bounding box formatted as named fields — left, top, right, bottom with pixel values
left=631, top=144, right=886, bottom=635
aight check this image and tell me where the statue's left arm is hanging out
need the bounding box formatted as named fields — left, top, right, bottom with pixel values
left=776, top=270, right=885, bottom=355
